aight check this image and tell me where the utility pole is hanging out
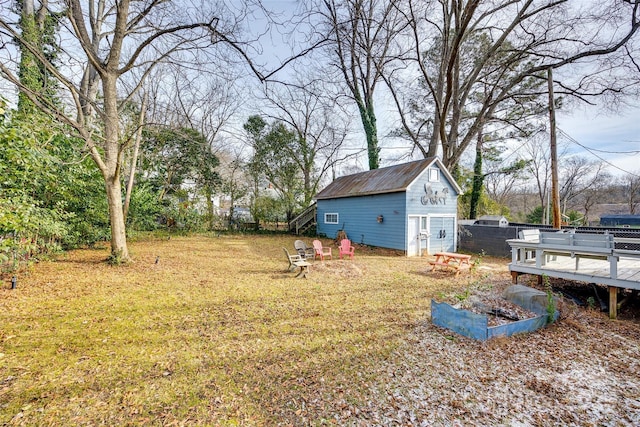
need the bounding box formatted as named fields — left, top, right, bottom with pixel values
left=548, top=68, right=561, bottom=229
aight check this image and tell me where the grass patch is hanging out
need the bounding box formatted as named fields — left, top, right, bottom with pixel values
left=0, top=235, right=486, bottom=425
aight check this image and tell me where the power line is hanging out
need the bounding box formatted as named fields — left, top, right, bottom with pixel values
left=557, top=128, right=640, bottom=177
left=558, top=128, right=640, bottom=154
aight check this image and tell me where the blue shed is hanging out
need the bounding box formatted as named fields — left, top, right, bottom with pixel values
left=315, top=158, right=462, bottom=256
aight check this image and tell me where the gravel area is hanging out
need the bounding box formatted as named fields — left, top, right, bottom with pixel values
left=295, top=280, right=640, bottom=426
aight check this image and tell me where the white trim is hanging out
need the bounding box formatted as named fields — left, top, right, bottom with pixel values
left=432, top=158, right=463, bottom=194
left=406, top=158, right=462, bottom=195
left=405, top=159, right=436, bottom=193
left=324, top=212, right=339, bottom=224
left=407, top=215, right=421, bottom=256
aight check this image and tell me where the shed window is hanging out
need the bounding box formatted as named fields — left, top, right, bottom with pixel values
left=324, top=213, right=339, bottom=224
left=429, top=168, right=440, bottom=182
left=421, top=217, right=428, bottom=230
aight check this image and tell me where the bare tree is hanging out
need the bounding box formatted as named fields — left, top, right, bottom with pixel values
left=522, top=132, right=553, bottom=222
left=218, top=147, right=251, bottom=229
left=136, top=63, right=244, bottom=229
left=484, top=150, right=529, bottom=209
left=317, top=0, right=406, bottom=170
left=620, top=171, right=640, bottom=214
left=469, top=132, right=530, bottom=218
left=558, top=157, right=608, bottom=217
left=577, top=170, right=613, bottom=225
left=383, top=0, right=640, bottom=169
left=0, top=0, right=267, bottom=261
left=123, top=92, right=147, bottom=222
left=260, top=75, right=354, bottom=206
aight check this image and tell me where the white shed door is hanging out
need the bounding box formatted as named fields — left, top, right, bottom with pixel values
left=428, top=216, right=456, bottom=253
left=407, top=216, right=421, bottom=256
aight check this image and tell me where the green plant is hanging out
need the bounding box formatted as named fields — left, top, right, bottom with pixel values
left=127, top=183, right=163, bottom=231
left=543, top=275, right=556, bottom=324
left=472, top=250, right=485, bottom=270
left=455, top=287, right=471, bottom=303
left=586, top=296, right=596, bottom=310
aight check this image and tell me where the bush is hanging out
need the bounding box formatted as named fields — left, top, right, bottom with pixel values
left=127, top=183, right=163, bottom=231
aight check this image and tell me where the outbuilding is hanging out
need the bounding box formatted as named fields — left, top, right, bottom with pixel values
left=315, top=157, right=462, bottom=256
left=475, top=215, right=509, bottom=227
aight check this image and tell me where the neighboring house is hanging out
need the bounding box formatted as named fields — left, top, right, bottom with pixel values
left=475, top=215, right=509, bottom=227
left=315, top=157, right=462, bottom=256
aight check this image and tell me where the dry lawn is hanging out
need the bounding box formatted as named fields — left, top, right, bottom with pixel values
left=0, top=234, right=639, bottom=426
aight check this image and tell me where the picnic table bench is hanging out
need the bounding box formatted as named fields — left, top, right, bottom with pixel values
left=429, top=252, right=472, bottom=276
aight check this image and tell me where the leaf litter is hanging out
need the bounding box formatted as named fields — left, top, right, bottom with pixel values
left=0, top=235, right=639, bottom=426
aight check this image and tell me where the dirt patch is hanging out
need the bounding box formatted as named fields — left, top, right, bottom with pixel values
left=502, top=273, right=640, bottom=324
left=547, top=277, right=640, bottom=323
left=310, top=259, right=364, bottom=277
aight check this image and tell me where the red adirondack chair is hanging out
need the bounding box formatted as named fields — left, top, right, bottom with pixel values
left=312, top=239, right=332, bottom=260
left=339, top=239, right=355, bottom=259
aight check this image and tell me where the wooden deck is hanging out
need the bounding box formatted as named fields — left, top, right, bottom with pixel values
left=509, top=254, right=640, bottom=291
left=507, top=231, right=640, bottom=319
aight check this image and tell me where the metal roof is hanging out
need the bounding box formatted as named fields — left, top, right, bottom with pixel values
left=315, top=157, right=444, bottom=200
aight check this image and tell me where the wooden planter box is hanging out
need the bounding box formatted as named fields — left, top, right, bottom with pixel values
left=431, top=285, right=559, bottom=341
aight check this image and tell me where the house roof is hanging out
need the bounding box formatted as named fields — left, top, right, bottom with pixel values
left=315, top=157, right=461, bottom=200
left=478, top=215, right=508, bottom=221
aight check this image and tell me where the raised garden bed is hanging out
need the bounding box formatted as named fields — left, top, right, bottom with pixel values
left=431, top=284, right=559, bottom=341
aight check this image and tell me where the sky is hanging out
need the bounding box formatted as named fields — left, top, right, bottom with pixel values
left=1, top=0, right=637, bottom=179
left=252, top=1, right=640, bottom=179
left=346, top=88, right=640, bottom=178
left=556, top=105, right=640, bottom=177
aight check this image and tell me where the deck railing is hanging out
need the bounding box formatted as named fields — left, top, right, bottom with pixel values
left=506, top=230, right=640, bottom=319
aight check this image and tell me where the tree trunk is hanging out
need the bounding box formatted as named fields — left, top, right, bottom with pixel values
left=469, top=130, right=484, bottom=219
left=358, top=100, right=379, bottom=170
left=205, top=187, right=215, bottom=231
left=123, top=93, right=147, bottom=222
left=102, top=74, right=129, bottom=261
left=105, top=176, right=129, bottom=261
left=17, top=0, right=40, bottom=115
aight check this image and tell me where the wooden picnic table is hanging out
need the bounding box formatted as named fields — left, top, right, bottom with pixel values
left=429, top=252, right=472, bottom=276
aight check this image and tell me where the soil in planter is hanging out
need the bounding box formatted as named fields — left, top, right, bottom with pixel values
left=439, top=282, right=540, bottom=327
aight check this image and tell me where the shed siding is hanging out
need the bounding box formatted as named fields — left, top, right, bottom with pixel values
left=317, top=192, right=407, bottom=250
left=405, top=165, right=459, bottom=217
left=405, top=164, right=458, bottom=254
left=315, top=162, right=460, bottom=254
